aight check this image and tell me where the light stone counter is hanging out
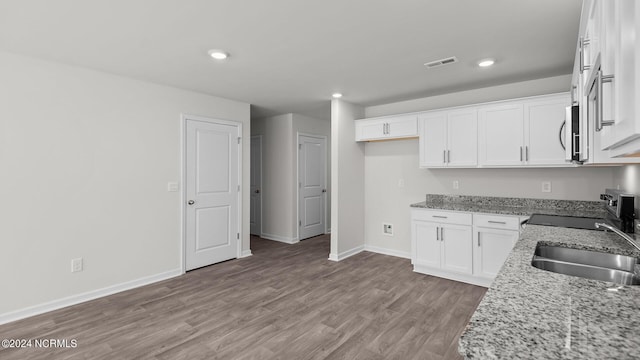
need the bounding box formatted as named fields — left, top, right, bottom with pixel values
left=458, top=224, right=640, bottom=359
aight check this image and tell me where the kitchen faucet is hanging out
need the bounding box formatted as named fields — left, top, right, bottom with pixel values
left=595, top=223, right=640, bottom=252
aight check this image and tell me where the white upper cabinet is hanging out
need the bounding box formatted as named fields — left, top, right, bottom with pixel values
left=419, top=108, right=477, bottom=168
left=575, top=0, right=640, bottom=159
left=524, top=95, right=571, bottom=166
left=355, top=114, right=417, bottom=142
left=602, top=1, right=640, bottom=155
left=478, top=94, right=570, bottom=167
left=478, top=103, right=525, bottom=166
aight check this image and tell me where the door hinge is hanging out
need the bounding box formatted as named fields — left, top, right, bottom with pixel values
left=299, top=220, right=302, bottom=227
left=237, top=185, right=240, bottom=192
left=237, top=233, right=240, bottom=239
left=238, top=137, right=241, bottom=144
left=299, top=144, right=302, bottom=150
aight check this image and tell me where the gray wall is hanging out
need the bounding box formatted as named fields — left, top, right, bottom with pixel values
left=0, top=51, right=251, bottom=318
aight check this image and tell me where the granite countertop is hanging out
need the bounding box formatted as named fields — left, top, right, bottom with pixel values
left=410, top=194, right=607, bottom=218
left=458, top=223, right=640, bottom=359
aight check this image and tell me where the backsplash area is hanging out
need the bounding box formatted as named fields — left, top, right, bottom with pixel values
left=613, top=164, right=640, bottom=219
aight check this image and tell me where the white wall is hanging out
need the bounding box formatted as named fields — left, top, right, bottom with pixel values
left=251, top=114, right=294, bottom=241
left=0, top=52, right=251, bottom=319
left=251, top=113, right=331, bottom=242
left=362, top=75, right=616, bottom=257
left=330, top=100, right=365, bottom=259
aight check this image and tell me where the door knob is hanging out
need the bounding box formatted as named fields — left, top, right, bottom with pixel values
left=322, top=189, right=327, bottom=193
left=187, top=200, right=195, bottom=205
left=255, top=189, right=260, bottom=194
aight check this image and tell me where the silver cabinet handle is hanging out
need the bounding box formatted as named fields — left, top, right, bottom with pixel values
left=188, top=200, right=195, bottom=205
left=447, top=150, right=450, bottom=163
left=488, top=221, right=507, bottom=224
left=580, top=37, right=591, bottom=73
left=386, top=123, right=391, bottom=135
left=572, top=133, right=580, bottom=156
left=478, top=232, right=481, bottom=247
left=597, top=70, right=615, bottom=131
left=436, top=227, right=439, bottom=241
left=440, top=227, right=444, bottom=241
left=443, top=150, right=446, bottom=164
left=520, top=146, right=523, bottom=161
left=432, top=215, right=448, bottom=219
left=525, top=146, right=529, bottom=161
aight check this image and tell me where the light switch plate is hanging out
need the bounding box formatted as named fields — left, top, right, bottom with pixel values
left=167, top=182, right=179, bottom=192
left=541, top=181, right=552, bottom=193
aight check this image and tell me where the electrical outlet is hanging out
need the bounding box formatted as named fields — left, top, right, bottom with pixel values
left=453, top=180, right=459, bottom=190
left=541, top=181, right=552, bottom=193
left=71, top=258, right=83, bottom=273
left=383, top=223, right=394, bottom=236
left=167, top=182, right=179, bottom=192
left=398, top=178, right=405, bottom=188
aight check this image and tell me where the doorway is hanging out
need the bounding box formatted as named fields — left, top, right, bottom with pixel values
left=250, top=135, right=262, bottom=236
left=183, top=115, right=242, bottom=271
left=298, top=133, right=327, bottom=240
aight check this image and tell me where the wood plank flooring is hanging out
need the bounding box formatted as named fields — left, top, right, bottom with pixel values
left=0, top=235, right=486, bottom=360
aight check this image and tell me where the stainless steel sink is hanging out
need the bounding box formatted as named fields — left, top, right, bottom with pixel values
left=531, top=244, right=640, bottom=285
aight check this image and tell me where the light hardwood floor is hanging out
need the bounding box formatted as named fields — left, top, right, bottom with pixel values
left=0, top=235, right=486, bottom=360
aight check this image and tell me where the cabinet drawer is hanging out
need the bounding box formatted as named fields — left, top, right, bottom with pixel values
left=412, top=209, right=472, bottom=226
left=473, top=214, right=520, bottom=231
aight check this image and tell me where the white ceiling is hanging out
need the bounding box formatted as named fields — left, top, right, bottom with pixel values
left=0, top=0, right=582, bottom=120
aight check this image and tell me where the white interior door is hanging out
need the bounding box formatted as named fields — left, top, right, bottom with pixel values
left=298, top=134, right=326, bottom=240
left=185, top=118, right=240, bottom=271
left=250, top=135, right=262, bottom=236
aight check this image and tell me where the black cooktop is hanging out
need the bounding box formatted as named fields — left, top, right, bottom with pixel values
left=526, top=214, right=606, bottom=231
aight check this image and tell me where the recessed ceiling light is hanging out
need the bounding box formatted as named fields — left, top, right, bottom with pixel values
left=478, top=59, right=495, bottom=67
left=208, top=49, right=229, bottom=60
left=332, top=93, right=343, bottom=99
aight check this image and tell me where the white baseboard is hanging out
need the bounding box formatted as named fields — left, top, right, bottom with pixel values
left=260, top=233, right=299, bottom=244
left=328, top=245, right=364, bottom=262
left=413, top=264, right=491, bottom=288
left=239, top=250, right=253, bottom=258
left=0, top=268, right=182, bottom=326
left=363, top=245, right=411, bottom=259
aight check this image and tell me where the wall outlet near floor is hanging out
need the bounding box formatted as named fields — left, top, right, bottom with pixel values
left=453, top=180, right=459, bottom=190
left=541, top=181, right=552, bottom=193
left=398, top=178, right=405, bottom=188
left=71, top=258, right=83, bottom=273
left=383, top=223, right=394, bottom=236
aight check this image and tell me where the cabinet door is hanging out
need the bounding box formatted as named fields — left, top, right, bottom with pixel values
left=601, top=1, right=640, bottom=150
left=524, top=95, right=570, bottom=166
left=419, top=112, right=447, bottom=167
left=478, top=103, right=524, bottom=166
left=387, top=115, right=418, bottom=138
left=447, top=109, right=478, bottom=167
left=413, top=221, right=441, bottom=268
left=355, top=119, right=386, bottom=141
left=440, top=224, right=472, bottom=274
left=473, top=227, right=518, bottom=280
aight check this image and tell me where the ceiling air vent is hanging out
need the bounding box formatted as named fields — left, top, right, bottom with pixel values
left=424, top=56, right=458, bottom=69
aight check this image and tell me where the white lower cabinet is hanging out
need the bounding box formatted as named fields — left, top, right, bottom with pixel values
left=473, top=227, right=519, bottom=281
left=412, top=209, right=521, bottom=287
